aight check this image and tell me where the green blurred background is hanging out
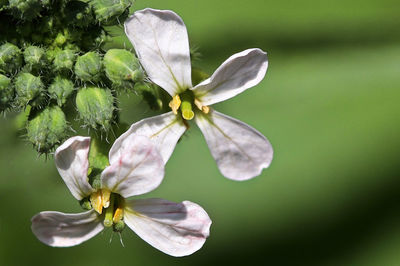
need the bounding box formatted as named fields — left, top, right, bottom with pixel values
left=1, top=0, right=400, bottom=265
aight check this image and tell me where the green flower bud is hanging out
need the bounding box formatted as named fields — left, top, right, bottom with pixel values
left=80, top=197, right=92, bottom=210
left=23, top=46, right=46, bottom=69
left=45, top=47, right=61, bottom=63
left=91, top=0, right=133, bottom=25
left=88, top=170, right=102, bottom=190
left=9, top=0, right=42, bottom=21
left=27, top=105, right=69, bottom=153
left=54, top=32, right=67, bottom=47
left=48, top=76, right=75, bottom=106
left=74, top=52, right=102, bottom=83
left=93, top=29, right=112, bottom=48
left=65, top=1, right=94, bottom=28
left=53, top=49, right=76, bottom=72
left=76, top=87, right=114, bottom=130
left=113, top=220, right=125, bottom=233
left=0, top=74, right=14, bottom=111
left=0, top=42, right=23, bottom=74
left=14, top=72, right=45, bottom=107
left=104, top=49, right=143, bottom=90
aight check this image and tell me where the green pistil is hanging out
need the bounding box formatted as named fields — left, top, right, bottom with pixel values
left=104, top=194, right=115, bottom=227
left=179, top=91, right=194, bottom=120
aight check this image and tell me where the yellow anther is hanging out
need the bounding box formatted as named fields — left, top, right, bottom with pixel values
left=101, top=189, right=111, bottom=208
left=113, top=207, right=124, bottom=223
left=194, top=99, right=210, bottom=114
left=169, top=95, right=181, bottom=115
left=90, top=191, right=103, bottom=214
left=202, top=105, right=210, bottom=114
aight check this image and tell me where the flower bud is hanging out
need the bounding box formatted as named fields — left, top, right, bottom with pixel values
left=53, top=49, right=76, bottom=72
left=74, top=52, right=102, bottom=83
left=14, top=72, right=45, bottom=107
left=45, top=47, right=61, bottom=63
left=26, top=105, right=69, bottom=153
left=103, top=49, right=143, bottom=91
left=0, top=74, right=14, bottom=111
left=48, top=76, right=75, bottom=106
left=76, top=87, right=114, bottom=130
left=8, top=0, right=43, bottom=21
left=80, top=197, right=92, bottom=210
left=91, top=0, right=133, bottom=25
left=0, top=42, right=23, bottom=74
left=53, top=32, right=67, bottom=47
left=113, top=220, right=125, bottom=233
left=23, top=46, right=46, bottom=69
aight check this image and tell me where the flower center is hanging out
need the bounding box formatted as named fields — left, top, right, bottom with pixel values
left=89, top=189, right=125, bottom=231
left=168, top=90, right=209, bottom=120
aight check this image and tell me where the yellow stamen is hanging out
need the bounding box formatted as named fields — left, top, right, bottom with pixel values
left=202, top=105, right=210, bottom=114
left=90, top=191, right=103, bottom=214
left=101, top=189, right=111, bottom=208
left=194, top=99, right=210, bottom=114
left=113, top=207, right=124, bottom=223
left=169, top=95, right=181, bottom=115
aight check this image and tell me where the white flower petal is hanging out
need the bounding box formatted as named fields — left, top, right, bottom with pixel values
left=124, top=198, right=211, bottom=257
left=192, top=48, right=268, bottom=106
left=101, top=135, right=164, bottom=198
left=109, top=112, right=186, bottom=164
left=55, top=136, right=94, bottom=200
left=195, top=110, right=273, bottom=181
left=125, top=8, right=192, bottom=95
left=31, top=210, right=104, bottom=247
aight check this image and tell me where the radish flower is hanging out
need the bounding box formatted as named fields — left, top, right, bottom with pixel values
left=31, top=135, right=211, bottom=257
left=123, top=8, right=273, bottom=181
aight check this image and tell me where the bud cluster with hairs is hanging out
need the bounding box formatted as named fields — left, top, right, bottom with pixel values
left=0, top=0, right=170, bottom=155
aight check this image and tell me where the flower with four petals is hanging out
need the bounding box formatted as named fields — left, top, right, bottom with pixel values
left=123, top=8, right=273, bottom=181
left=31, top=134, right=211, bottom=257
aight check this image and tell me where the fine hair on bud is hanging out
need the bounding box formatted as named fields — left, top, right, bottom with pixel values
left=48, top=76, right=75, bottom=107
left=0, top=74, right=14, bottom=112
left=26, top=105, right=69, bottom=153
left=8, top=0, right=43, bottom=21
left=0, top=43, right=23, bottom=74
left=74, top=52, right=103, bottom=83
left=53, top=49, right=77, bottom=72
left=14, top=72, right=45, bottom=108
left=75, top=86, right=115, bottom=131
left=23, top=45, right=47, bottom=70
left=91, top=0, right=134, bottom=26
left=103, top=49, right=143, bottom=91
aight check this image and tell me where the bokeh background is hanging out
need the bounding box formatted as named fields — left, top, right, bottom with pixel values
left=1, top=0, right=400, bottom=265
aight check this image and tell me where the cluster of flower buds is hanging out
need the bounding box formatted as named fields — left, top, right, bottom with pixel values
left=0, top=0, right=169, bottom=154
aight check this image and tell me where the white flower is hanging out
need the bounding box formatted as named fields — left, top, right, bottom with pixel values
left=123, top=8, right=273, bottom=181
left=31, top=135, right=211, bottom=257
